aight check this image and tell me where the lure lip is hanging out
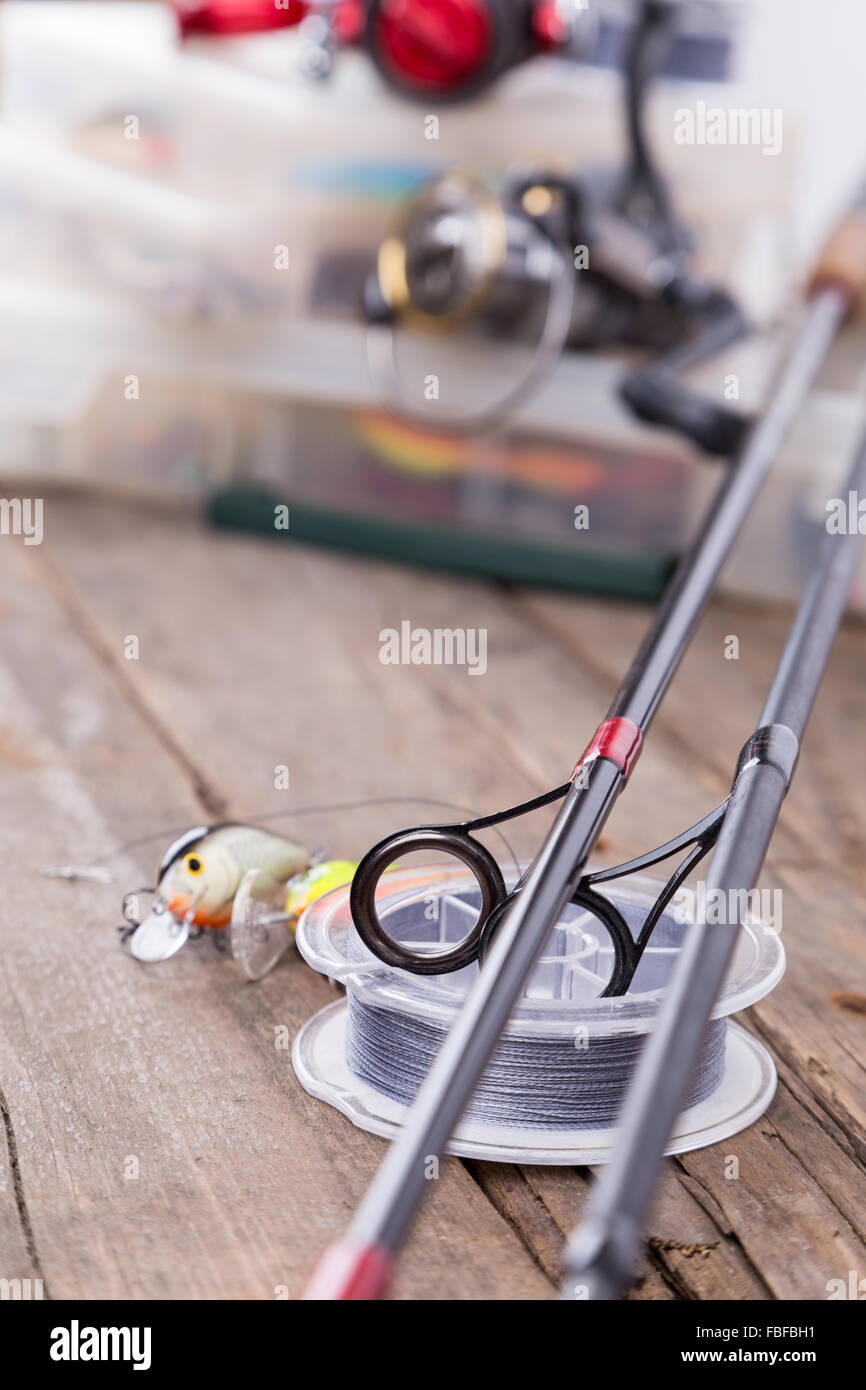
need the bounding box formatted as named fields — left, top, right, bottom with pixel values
left=229, top=868, right=293, bottom=981
left=120, top=891, right=194, bottom=962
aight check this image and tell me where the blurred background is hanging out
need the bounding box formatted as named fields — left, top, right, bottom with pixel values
left=2, top=0, right=866, bottom=607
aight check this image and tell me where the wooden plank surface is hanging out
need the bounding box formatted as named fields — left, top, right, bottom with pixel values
left=1, top=495, right=864, bottom=1300
left=0, top=526, right=551, bottom=1301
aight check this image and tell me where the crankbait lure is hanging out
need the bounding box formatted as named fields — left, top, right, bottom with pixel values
left=121, top=823, right=309, bottom=963
left=46, top=795, right=511, bottom=978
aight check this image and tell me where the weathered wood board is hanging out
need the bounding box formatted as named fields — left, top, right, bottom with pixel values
left=0, top=497, right=863, bottom=1300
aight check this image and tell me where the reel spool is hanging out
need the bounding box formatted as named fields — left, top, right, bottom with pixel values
left=365, top=165, right=748, bottom=446
left=366, top=168, right=578, bottom=434
left=294, top=863, right=784, bottom=1164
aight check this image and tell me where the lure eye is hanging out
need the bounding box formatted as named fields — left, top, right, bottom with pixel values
left=184, top=854, right=204, bottom=876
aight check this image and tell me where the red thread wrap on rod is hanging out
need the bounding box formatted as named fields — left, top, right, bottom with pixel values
left=301, top=1240, right=392, bottom=1301
left=571, top=717, right=643, bottom=783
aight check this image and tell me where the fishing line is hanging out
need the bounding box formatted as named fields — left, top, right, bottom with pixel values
left=41, top=795, right=525, bottom=881
left=243, top=797, right=524, bottom=877
left=345, top=994, right=727, bottom=1131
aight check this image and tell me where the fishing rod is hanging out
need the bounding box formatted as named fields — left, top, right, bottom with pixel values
left=564, top=409, right=866, bottom=1301
left=302, top=194, right=866, bottom=1300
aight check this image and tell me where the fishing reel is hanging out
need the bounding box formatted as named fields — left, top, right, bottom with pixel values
left=175, top=0, right=583, bottom=98
left=362, top=152, right=733, bottom=443
left=364, top=162, right=749, bottom=449
left=361, top=0, right=750, bottom=448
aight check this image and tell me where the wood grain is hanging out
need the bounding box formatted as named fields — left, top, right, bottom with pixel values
left=2, top=494, right=863, bottom=1300
left=0, top=530, right=552, bottom=1300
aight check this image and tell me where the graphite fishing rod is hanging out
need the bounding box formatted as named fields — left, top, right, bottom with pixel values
left=563, top=406, right=866, bottom=1301
left=302, top=192, right=866, bottom=1301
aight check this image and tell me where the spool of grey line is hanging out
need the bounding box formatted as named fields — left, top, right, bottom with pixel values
left=346, top=992, right=727, bottom=1130
left=293, top=863, right=785, bottom=1165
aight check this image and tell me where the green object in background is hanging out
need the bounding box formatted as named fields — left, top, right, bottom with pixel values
left=207, top=487, right=675, bottom=600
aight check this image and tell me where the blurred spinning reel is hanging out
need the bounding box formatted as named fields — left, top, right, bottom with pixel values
left=361, top=0, right=750, bottom=448
left=179, top=0, right=748, bottom=449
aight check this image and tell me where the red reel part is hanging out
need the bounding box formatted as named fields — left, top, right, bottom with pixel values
left=371, top=0, right=494, bottom=93
left=368, top=0, right=561, bottom=100
left=176, top=0, right=570, bottom=98
left=532, top=0, right=571, bottom=48
left=175, top=0, right=308, bottom=36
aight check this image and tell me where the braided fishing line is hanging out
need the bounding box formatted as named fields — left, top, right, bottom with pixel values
left=294, top=862, right=785, bottom=1161
left=345, top=993, right=727, bottom=1131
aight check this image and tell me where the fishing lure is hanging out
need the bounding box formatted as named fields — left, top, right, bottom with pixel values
left=121, top=823, right=309, bottom=963
left=113, top=792, right=522, bottom=973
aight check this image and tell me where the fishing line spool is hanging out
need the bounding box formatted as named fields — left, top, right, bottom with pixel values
left=293, top=862, right=784, bottom=1164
